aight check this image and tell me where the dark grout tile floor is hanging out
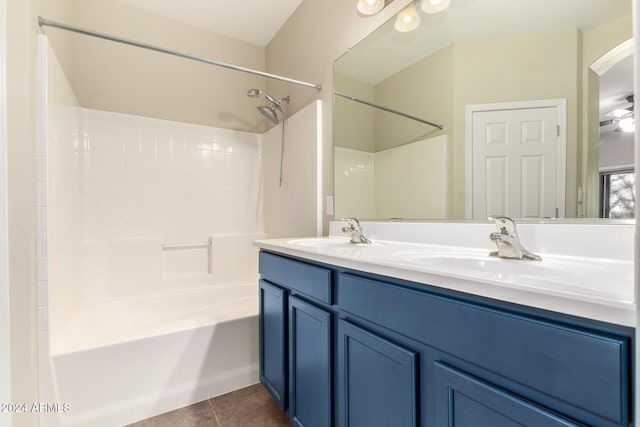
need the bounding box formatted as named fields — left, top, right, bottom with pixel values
left=126, top=384, right=291, bottom=427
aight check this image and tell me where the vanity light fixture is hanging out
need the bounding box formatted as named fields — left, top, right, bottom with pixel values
left=421, top=0, right=451, bottom=14
left=394, top=3, right=421, bottom=32
left=357, top=0, right=392, bottom=16
left=618, top=116, right=636, bottom=133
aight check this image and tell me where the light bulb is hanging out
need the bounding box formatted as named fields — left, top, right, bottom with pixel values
left=421, top=0, right=451, bottom=14
left=357, top=0, right=385, bottom=15
left=619, top=117, right=635, bottom=132
left=394, top=4, right=421, bottom=32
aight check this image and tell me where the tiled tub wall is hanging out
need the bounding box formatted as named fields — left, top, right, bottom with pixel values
left=334, top=135, right=448, bottom=219
left=262, top=100, right=322, bottom=238
left=41, top=46, right=265, bottom=313
left=79, top=109, right=263, bottom=300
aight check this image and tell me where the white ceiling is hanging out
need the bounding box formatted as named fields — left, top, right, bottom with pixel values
left=113, top=0, right=303, bottom=46
left=335, top=0, right=632, bottom=84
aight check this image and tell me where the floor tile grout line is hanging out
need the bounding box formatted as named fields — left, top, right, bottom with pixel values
left=207, top=398, right=222, bottom=427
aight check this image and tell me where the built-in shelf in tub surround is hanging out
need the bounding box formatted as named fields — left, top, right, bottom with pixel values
left=254, top=220, right=635, bottom=326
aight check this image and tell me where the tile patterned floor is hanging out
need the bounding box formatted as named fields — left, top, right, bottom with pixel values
left=126, top=384, right=291, bottom=427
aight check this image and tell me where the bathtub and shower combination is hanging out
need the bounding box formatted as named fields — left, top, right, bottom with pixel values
left=38, top=30, right=322, bottom=426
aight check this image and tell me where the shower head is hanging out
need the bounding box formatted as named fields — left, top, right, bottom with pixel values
left=257, top=105, right=280, bottom=125
left=247, top=88, right=290, bottom=124
left=246, top=88, right=279, bottom=105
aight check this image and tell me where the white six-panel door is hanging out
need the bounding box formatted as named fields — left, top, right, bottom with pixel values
left=466, top=100, right=566, bottom=219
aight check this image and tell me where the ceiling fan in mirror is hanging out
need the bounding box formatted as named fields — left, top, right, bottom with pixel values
left=599, top=94, right=635, bottom=133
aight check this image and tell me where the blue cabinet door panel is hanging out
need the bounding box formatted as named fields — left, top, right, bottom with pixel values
left=259, top=280, right=287, bottom=411
left=289, top=296, right=332, bottom=427
left=338, top=320, right=418, bottom=427
left=434, top=362, right=584, bottom=427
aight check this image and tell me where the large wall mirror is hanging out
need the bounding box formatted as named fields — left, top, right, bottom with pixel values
left=333, top=0, right=634, bottom=220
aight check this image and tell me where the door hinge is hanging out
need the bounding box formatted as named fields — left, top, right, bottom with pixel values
left=556, top=125, right=560, bottom=137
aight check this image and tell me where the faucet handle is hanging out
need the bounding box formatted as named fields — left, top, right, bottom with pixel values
left=340, top=217, right=371, bottom=244
left=341, top=217, right=361, bottom=230
left=488, top=216, right=518, bottom=237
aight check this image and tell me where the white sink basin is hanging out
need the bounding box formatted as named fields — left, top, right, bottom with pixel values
left=405, top=253, right=588, bottom=275
left=401, top=251, right=631, bottom=301
left=287, top=238, right=351, bottom=247
left=269, top=237, right=632, bottom=306
left=287, top=238, right=383, bottom=248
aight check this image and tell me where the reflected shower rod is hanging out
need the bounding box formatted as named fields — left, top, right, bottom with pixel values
left=335, top=91, right=444, bottom=130
left=37, top=16, right=322, bottom=91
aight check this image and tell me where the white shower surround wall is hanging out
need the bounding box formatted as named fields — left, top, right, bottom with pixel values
left=37, top=35, right=322, bottom=426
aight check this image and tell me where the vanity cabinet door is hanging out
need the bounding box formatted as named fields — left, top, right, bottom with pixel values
left=434, top=362, right=583, bottom=427
left=259, top=280, right=287, bottom=411
left=289, top=296, right=332, bottom=427
left=338, top=320, right=418, bottom=427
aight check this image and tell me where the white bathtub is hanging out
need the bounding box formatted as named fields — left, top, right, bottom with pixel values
left=47, top=281, right=259, bottom=427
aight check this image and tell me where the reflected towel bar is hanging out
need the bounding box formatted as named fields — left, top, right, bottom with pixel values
left=335, top=91, right=444, bottom=129
left=37, top=16, right=322, bottom=91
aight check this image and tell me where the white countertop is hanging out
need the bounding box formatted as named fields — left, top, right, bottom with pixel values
left=255, top=222, right=635, bottom=327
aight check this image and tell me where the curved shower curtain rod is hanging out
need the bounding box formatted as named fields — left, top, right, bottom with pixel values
left=37, top=16, right=322, bottom=91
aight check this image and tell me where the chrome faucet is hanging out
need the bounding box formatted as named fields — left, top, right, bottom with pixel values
left=341, top=218, right=372, bottom=244
left=488, top=216, right=541, bottom=261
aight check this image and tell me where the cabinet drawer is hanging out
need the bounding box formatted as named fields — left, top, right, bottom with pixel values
left=260, top=251, right=332, bottom=304
left=338, top=272, right=630, bottom=425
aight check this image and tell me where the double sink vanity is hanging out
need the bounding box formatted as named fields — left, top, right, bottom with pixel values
left=254, top=220, right=634, bottom=427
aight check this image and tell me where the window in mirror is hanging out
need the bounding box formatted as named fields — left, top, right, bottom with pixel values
left=600, top=169, right=635, bottom=218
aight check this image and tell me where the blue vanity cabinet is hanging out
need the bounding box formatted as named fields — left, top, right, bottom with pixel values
left=258, top=250, right=633, bottom=427
left=338, top=319, right=418, bottom=427
left=259, top=251, right=334, bottom=427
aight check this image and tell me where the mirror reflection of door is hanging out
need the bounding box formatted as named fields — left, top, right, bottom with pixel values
left=597, top=49, right=635, bottom=218
left=466, top=100, right=566, bottom=219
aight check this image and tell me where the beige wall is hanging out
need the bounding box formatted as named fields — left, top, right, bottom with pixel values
left=334, top=73, right=375, bottom=152
left=375, top=44, right=454, bottom=152
left=70, top=0, right=267, bottom=132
